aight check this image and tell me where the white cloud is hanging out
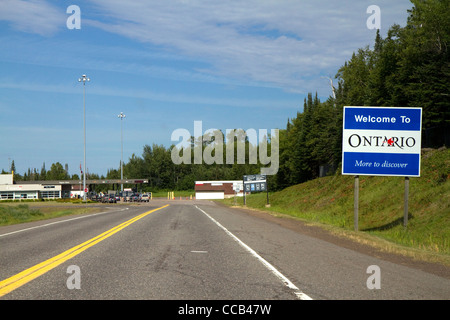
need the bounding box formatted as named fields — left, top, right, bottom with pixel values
left=0, top=0, right=65, bottom=36
left=0, top=78, right=296, bottom=109
left=0, top=0, right=413, bottom=95
left=87, top=0, right=412, bottom=94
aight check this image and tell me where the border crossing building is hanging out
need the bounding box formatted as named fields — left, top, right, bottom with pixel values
left=0, top=174, right=148, bottom=200
left=195, top=180, right=243, bottom=200
left=0, top=174, right=60, bottom=200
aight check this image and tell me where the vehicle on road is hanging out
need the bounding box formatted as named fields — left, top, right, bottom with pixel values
left=102, top=194, right=117, bottom=203
left=91, top=194, right=102, bottom=202
left=140, top=193, right=150, bottom=202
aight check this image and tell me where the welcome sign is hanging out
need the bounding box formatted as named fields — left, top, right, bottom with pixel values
left=342, top=106, right=422, bottom=177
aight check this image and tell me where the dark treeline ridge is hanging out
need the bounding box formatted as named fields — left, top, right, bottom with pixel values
left=7, top=0, right=449, bottom=192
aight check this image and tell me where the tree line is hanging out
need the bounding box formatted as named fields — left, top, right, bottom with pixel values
left=278, top=0, right=449, bottom=188
left=4, top=0, right=448, bottom=192
left=2, top=161, right=74, bottom=181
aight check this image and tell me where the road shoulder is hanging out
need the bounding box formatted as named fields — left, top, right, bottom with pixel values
left=214, top=201, right=450, bottom=280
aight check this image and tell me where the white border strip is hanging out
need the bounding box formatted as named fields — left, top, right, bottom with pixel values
left=195, top=205, right=312, bottom=300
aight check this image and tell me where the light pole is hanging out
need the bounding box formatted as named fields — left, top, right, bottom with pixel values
left=118, top=112, right=126, bottom=194
left=78, top=74, right=90, bottom=202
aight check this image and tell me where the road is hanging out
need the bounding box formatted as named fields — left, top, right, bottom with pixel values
left=1, top=200, right=449, bottom=300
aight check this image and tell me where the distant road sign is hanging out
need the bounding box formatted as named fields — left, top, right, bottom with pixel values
left=243, top=174, right=267, bottom=193
left=342, top=106, right=422, bottom=177
left=232, top=181, right=243, bottom=192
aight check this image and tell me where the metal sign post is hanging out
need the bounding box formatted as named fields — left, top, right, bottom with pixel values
left=354, top=175, right=359, bottom=231
left=404, top=177, right=409, bottom=228
left=233, top=183, right=241, bottom=206
left=243, top=178, right=246, bottom=206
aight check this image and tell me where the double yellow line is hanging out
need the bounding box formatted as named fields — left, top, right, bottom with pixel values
left=0, top=204, right=169, bottom=298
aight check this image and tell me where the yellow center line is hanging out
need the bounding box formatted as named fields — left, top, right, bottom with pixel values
left=0, top=204, right=169, bottom=298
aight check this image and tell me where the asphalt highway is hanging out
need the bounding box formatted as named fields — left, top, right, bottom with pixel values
left=1, top=200, right=449, bottom=300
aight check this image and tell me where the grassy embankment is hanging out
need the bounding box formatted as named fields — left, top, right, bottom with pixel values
left=222, top=148, right=449, bottom=265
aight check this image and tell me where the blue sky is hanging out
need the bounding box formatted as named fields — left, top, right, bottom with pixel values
left=0, top=0, right=413, bottom=177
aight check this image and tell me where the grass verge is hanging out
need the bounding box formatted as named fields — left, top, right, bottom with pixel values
left=0, top=203, right=103, bottom=226
left=150, top=190, right=195, bottom=198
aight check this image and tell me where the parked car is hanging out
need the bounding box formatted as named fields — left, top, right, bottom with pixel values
left=131, top=193, right=140, bottom=202
left=101, top=195, right=109, bottom=203
left=102, top=194, right=116, bottom=203
left=90, top=194, right=101, bottom=202
left=140, top=193, right=150, bottom=202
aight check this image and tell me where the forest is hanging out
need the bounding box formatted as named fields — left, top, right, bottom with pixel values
left=7, top=0, right=449, bottom=192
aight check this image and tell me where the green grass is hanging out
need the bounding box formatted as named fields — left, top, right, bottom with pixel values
left=0, top=204, right=44, bottom=225
left=221, top=148, right=449, bottom=264
left=150, top=189, right=195, bottom=198
left=0, top=203, right=103, bottom=226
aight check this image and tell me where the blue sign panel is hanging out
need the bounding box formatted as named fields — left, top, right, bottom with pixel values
left=344, top=107, right=422, bottom=131
left=243, top=174, right=267, bottom=193
left=342, top=107, right=422, bottom=177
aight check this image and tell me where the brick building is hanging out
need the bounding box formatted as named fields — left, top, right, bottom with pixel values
left=195, top=180, right=243, bottom=200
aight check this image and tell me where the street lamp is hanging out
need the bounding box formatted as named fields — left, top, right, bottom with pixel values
left=78, top=74, right=90, bottom=201
left=118, top=112, right=126, bottom=193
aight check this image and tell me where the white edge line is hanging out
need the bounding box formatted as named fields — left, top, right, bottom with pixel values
left=195, top=205, right=313, bottom=300
left=0, top=207, right=129, bottom=238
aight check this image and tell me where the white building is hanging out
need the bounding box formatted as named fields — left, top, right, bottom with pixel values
left=0, top=174, right=62, bottom=200
left=0, top=174, right=149, bottom=200
left=195, top=180, right=243, bottom=200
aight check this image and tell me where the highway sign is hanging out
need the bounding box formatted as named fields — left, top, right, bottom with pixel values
left=232, top=181, right=243, bottom=192
left=342, top=106, right=422, bottom=177
left=243, top=174, right=267, bottom=193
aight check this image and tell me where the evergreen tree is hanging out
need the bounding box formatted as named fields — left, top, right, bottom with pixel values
left=47, top=162, right=70, bottom=180
left=40, top=162, right=47, bottom=180
left=10, top=160, right=16, bottom=174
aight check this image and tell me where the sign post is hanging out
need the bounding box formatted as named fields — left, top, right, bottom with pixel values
left=354, top=175, right=359, bottom=231
left=232, top=182, right=241, bottom=206
left=404, top=177, right=409, bottom=227
left=342, top=106, right=422, bottom=229
left=243, top=179, right=246, bottom=206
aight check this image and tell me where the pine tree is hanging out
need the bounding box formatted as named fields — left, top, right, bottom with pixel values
left=40, top=162, right=47, bottom=180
